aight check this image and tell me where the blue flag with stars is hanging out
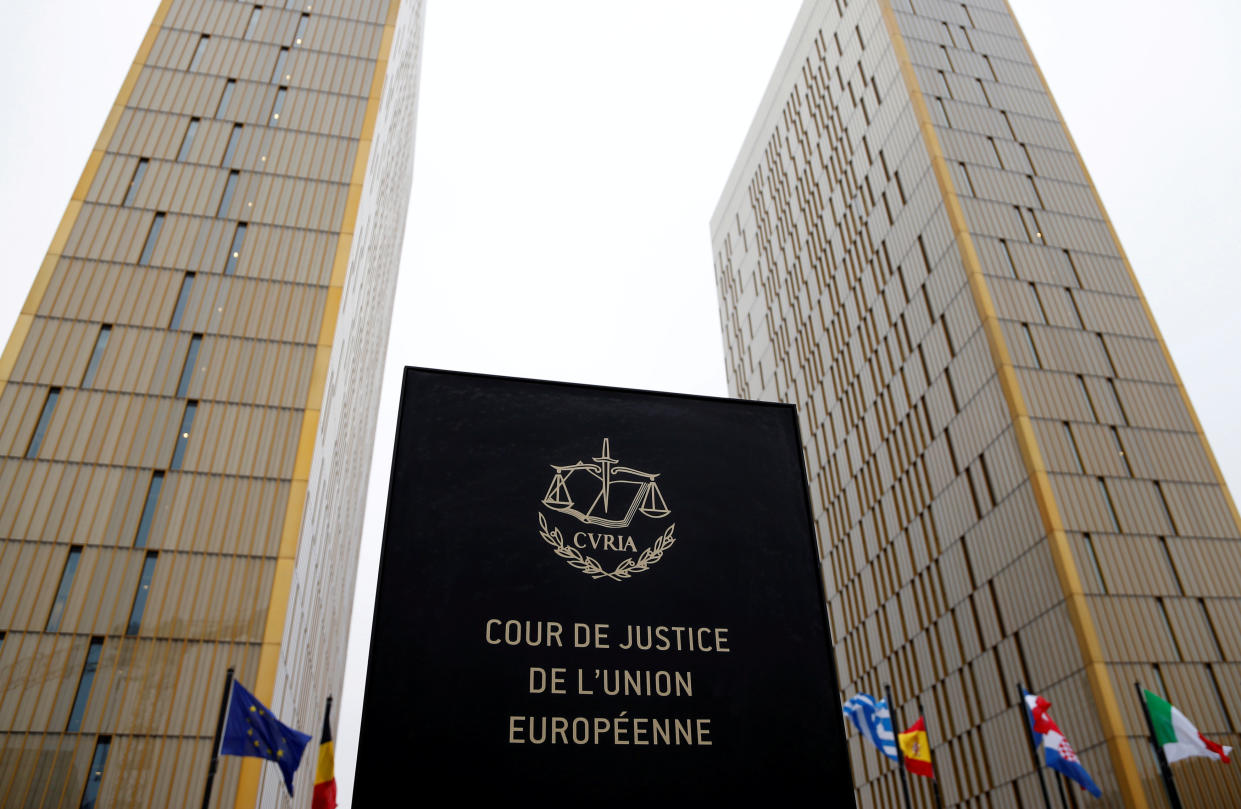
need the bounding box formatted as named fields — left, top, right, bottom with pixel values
left=220, top=679, right=312, bottom=795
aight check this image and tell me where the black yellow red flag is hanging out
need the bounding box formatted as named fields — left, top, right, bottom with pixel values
left=311, top=701, right=336, bottom=809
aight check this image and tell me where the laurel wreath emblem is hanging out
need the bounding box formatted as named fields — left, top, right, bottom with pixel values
left=538, top=512, right=676, bottom=581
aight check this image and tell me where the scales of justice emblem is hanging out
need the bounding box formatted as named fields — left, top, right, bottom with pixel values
left=537, top=438, right=677, bottom=581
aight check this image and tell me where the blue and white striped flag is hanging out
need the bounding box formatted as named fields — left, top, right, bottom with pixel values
left=842, top=693, right=899, bottom=761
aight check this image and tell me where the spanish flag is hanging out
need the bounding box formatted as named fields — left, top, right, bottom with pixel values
left=311, top=702, right=336, bottom=809
left=899, top=717, right=934, bottom=778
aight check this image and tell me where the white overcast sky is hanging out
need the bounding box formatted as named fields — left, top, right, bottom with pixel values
left=1, top=1, right=1238, bottom=805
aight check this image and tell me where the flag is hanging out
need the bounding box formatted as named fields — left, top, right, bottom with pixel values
left=312, top=702, right=337, bottom=809
left=842, top=694, right=898, bottom=761
left=220, top=680, right=312, bottom=795
left=899, top=717, right=934, bottom=778
left=1144, top=690, right=1232, bottom=764
left=1021, top=686, right=1102, bottom=798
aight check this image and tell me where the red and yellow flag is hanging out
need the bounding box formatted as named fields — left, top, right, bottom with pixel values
left=899, top=717, right=934, bottom=778
left=311, top=705, right=336, bottom=809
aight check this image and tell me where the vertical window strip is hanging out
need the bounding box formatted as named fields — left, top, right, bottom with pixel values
left=222, top=125, right=243, bottom=167
left=1098, top=477, right=1121, bottom=532
left=1080, top=533, right=1107, bottom=592
left=1063, top=422, right=1085, bottom=473
left=1153, top=481, right=1179, bottom=535
left=223, top=224, right=248, bottom=275
left=271, top=86, right=287, bottom=123
left=271, top=47, right=289, bottom=83
left=1152, top=664, right=1170, bottom=704
left=170, top=402, right=198, bottom=470
left=78, top=736, right=111, bottom=809
left=187, top=35, right=210, bottom=71
left=137, top=213, right=165, bottom=266
left=1106, top=378, right=1130, bottom=425
left=66, top=638, right=103, bottom=732
left=1158, top=536, right=1186, bottom=595
left=176, top=335, right=203, bottom=397
left=26, top=387, right=61, bottom=459
left=1076, top=375, right=1099, bottom=421
left=126, top=553, right=159, bottom=635
left=293, top=13, right=309, bottom=46
left=177, top=118, right=200, bottom=161
left=1021, top=323, right=1041, bottom=368
left=1155, top=598, right=1183, bottom=661
left=216, top=80, right=236, bottom=117
left=46, top=546, right=83, bottom=632
left=244, top=6, right=262, bottom=39
left=81, top=325, right=112, bottom=388
left=1109, top=426, right=1133, bottom=476
left=217, top=171, right=239, bottom=217
left=170, top=273, right=195, bottom=330
left=134, top=472, right=164, bottom=548
left=122, top=159, right=148, bottom=206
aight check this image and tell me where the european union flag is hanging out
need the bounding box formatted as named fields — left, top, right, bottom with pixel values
left=220, top=680, right=312, bottom=795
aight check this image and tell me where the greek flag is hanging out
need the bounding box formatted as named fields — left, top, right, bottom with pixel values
left=842, top=694, right=899, bottom=761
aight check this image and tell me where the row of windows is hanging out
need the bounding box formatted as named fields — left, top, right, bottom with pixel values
left=187, top=11, right=309, bottom=73
left=45, top=550, right=158, bottom=636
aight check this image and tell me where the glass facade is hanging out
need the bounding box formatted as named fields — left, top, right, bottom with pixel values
left=712, top=1, right=1241, bottom=807
left=0, top=0, right=424, bottom=805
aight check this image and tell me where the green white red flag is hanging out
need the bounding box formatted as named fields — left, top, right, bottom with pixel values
left=1144, top=690, right=1232, bottom=764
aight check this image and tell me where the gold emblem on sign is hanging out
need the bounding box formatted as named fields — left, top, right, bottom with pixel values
left=538, top=439, right=676, bottom=581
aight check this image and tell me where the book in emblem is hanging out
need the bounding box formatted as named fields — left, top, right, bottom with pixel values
left=542, top=439, right=669, bottom=528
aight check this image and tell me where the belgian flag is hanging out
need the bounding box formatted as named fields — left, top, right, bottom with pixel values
left=312, top=700, right=336, bottom=809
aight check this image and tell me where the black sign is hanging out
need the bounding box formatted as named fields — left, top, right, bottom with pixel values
left=353, top=368, right=854, bottom=805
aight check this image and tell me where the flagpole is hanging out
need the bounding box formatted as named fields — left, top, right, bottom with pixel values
left=201, top=666, right=235, bottom=809
left=916, top=697, right=945, bottom=809
left=1135, top=681, right=1185, bottom=809
left=886, top=685, right=914, bottom=809
left=1054, top=771, right=1070, bottom=809
left=1016, top=683, right=1053, bottom=809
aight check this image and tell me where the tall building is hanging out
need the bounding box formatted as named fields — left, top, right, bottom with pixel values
left=0, top=0, right=422, bottom=806
left=713, top=2, right=1240, bottom=807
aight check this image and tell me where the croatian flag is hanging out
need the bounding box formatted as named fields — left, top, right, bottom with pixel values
left=1021, top=686, right=1102, bottom=798
left=843, top=694, right=899, bottom=761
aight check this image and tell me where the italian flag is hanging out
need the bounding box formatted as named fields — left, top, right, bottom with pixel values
left=1144, top=690, right=1232, bottom=764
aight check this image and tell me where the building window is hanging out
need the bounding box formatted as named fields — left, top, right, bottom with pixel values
left=223, top=223, right=247, bottom=276
left=81, top=325, right=112, bottom=387
left=270, top=86, right=287, bottom=123
left=126, top=553, right=159, bottom=635
left=26, top=387, right=61, bottom=458
left=170, top=402, right=198, bottom=470
left=216, top=79, right=236, bottom=117
left=123, top=159, right=148, bottom=207
left=188, top=35, right=210, bottom=71
left=177, top=118, right=200, bottom=161
left=293, top=13, right=308, bottom=46
left=137, top=213, right=165, bottom=266
left=271, top=47, right=289, bottom=83
left=134, top=472, right=164, bottom=548
left=217, top=171, right=239, bottom=217
left=222, top=125, right=243, bottom=167
left=169, top=273, right=195, bottom=330
left=244, top=6, right=263, bottom=39
left=67, top=638, right=103, bottom=732
left=176, top=335, right=203, bottom=397
left=78, top=736, right=111, bottom=809
left=46, top=546, right=83, bottom=632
